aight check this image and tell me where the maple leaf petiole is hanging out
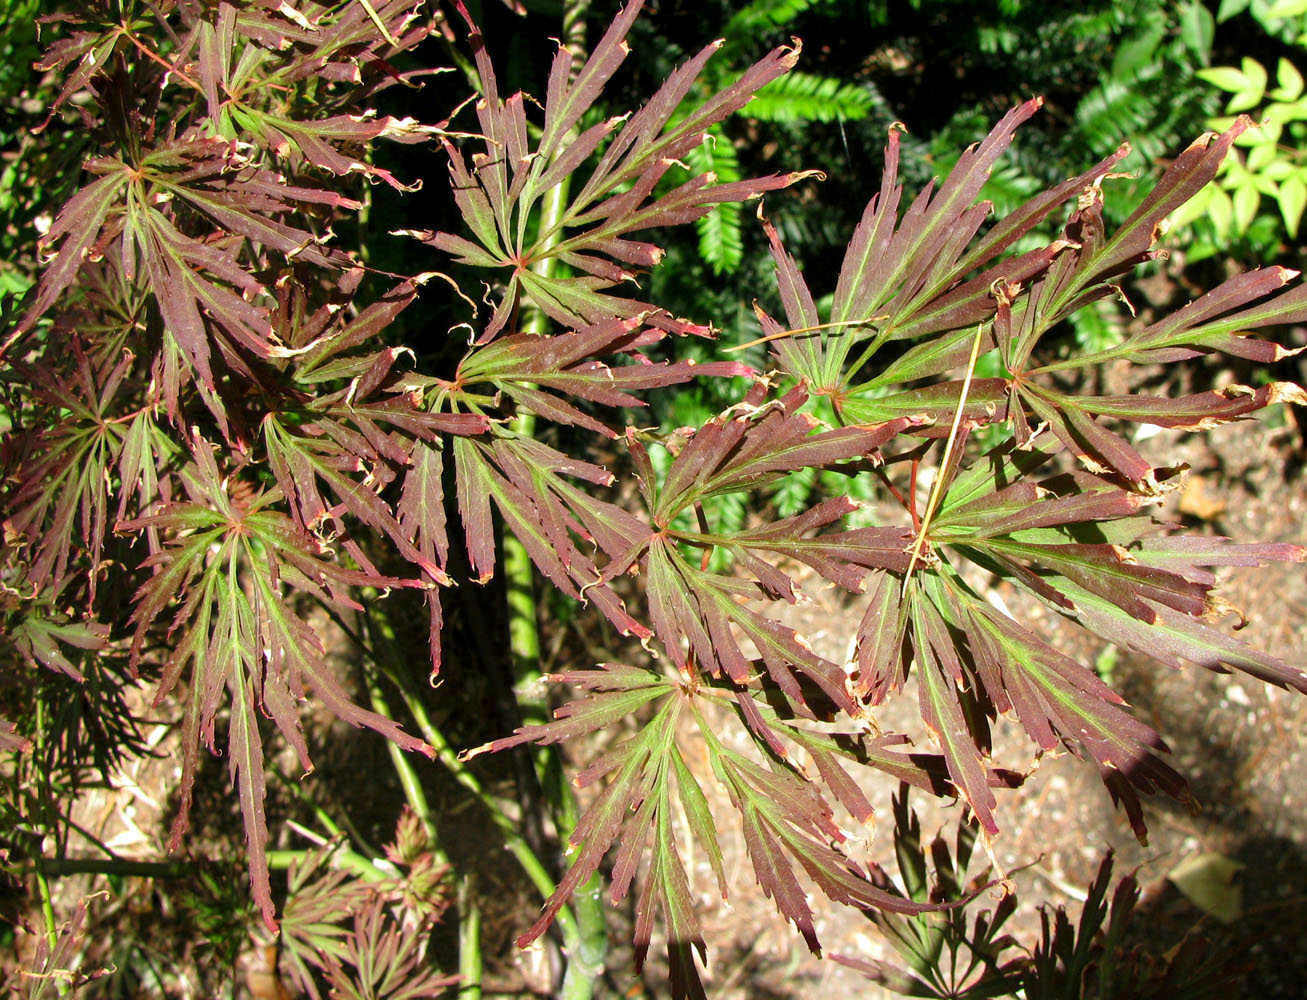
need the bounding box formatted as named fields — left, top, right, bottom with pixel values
left=902, top=322, right=986, bottom=596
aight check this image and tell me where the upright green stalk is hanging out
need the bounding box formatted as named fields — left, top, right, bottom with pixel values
left=34, top=867, right=60, bottom=953
left=358, top=595, right=590, bottom=984
left=506, top=0, right=593, bottom=721
left=266, top=849, right=389, bottom=883
left=366, top=676, right=449, bottom=862
left=31, top=697, right=68, bottom=997
left=458, top=874, right=483, bottom=1000
left=501, top=2, right=608, bottom=995
left=381, top=654, right=583, bottom=945
left=362, top=610, right=444, bottom=863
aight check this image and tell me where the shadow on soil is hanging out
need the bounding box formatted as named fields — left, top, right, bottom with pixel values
left=1120, top=656, right=1307, bottom=1000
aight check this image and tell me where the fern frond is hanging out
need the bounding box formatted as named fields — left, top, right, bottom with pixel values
left=748, top=72, right=875, bottom=123
left=687, top=129, right=744, bottom=273
left=723, top=0, right=830, bottom=38
left=1075, top=77, right=1161, bottom=154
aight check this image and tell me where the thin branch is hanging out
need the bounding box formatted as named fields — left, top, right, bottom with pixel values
left=361, top=601, right=448, bottom=866
left=355, top=0, right=399, bottom=46
left=120, top=23, right=202, bottom=92
left=902, top=323, right=985, bottom=594
left=385, top=661, right=585, bottom=948
left=726, top=316, right=884, bottom=353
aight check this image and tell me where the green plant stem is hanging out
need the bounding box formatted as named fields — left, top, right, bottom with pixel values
left=31, top=694, right=68, bottom=997
left=310, top=598, right=440, bottom=862
left=34, top=865, right=59, bottom=941
left=564, top=875, right=609, bottom=1000
left=505, top=4, right=608, bottom=994
left=61, top=815, right=127, bottom=862
left=503, top=509, right=544, bottom=711
left=355, top=594, right=589, bottom=973
left=376, top=697, right=438, bottom=846
left=383, top=660, right=583, bottom=945
left=507, top=0, right=589, bottom=718
left=25, top=858, right=190, bottom=879
left=271, top=767, right=352, bottom=845
left=20, top=851, right=385, bottom=883
left=266, top=848, right=389, bottom=882
left=364, top=650, right=447, bottom=868
left=35, top=868, right=70, bottom=997
left=431, top=7, right=478, bottom=94
left=458, top=873, right=483, bottom=1000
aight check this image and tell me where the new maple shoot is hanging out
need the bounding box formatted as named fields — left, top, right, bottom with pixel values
left=2, top=0, right=1305, bottom=997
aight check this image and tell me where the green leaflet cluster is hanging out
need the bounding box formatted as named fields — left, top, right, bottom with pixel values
left=466, top=663, right=942, bottom=990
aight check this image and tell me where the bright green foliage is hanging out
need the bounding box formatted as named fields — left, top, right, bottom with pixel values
left=748, top=71, right=875, bottom=124
left=0, top=0, right=61, bottom=309
left=1166, top=0, right=1307, bottom=259
left=1183, top=54, right=1307, bottom=239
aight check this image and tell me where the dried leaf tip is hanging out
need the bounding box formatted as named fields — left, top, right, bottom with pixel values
left=787, top=169, right=827, bottom=185
left=1267, top=382, right=1307, bottom=406
left=1205, top=595, right=1249, bottom=630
